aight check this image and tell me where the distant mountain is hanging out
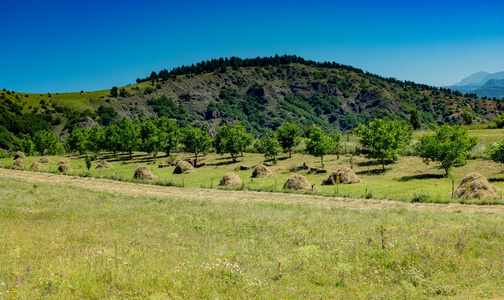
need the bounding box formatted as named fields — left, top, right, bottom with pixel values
left=451, top=71, right=490, bottom=86
left=448, top=71, right=504, bottom=99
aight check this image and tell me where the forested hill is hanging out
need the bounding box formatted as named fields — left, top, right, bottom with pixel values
left=1, top=54, right=503, bottom=147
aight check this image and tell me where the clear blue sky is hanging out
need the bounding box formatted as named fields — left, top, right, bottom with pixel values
left=1, top=0, right=503, bottom=93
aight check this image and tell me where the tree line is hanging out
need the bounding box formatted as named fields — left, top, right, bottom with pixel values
left=12, top=115, right=504, bottom=177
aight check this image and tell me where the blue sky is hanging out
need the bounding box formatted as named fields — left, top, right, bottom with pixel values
left=1, top=0, right=503, bottom=93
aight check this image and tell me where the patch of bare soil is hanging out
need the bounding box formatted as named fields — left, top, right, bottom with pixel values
left=1, top=168, right=504, bottom=214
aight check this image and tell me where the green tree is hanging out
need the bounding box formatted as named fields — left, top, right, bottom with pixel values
left=276, top=122, right=301, bottom=158
left=329, top=131, right=343, bottom=159
left=486, top=139, right=504, bottom=164
left=110, top=86, right=118, bottom=97
left=494, top=113, right=504, bottom=128
left=305, top=125, right=334, bottom=167
left=85, top=155, right=92, bottom=171
left=158, top=117, right=180, bottom=156
left=181, top=126, right=211, bottom=160
left=140, top=119, right=162, bottom=159
left=87, top=126, right=104, bottom=154
left=213, top=122, right=254, bottom=162
left=255, top=131, right=282, bottom=161
left=32, top=130, right=59, bottom=155
left=104, top=125, right=121, bottom=156
left=118, top=118, right=141, bottom=159
left=12, top=133, right=35, bottom=156
left=66, top=127, right=89, bottom=154
left=410, top=108, right=421, bottom=130
left=462, top=111, right=473, bottom=125
left=414, top=124, right=478, bottom=176
left=357, top=118, right=412, bottom=171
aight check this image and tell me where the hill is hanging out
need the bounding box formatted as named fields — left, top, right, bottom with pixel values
left=1, top=55, right=504, bottom=146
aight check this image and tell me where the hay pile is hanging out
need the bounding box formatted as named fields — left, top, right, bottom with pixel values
left=158, top=163, right=171, bottom=168
left=322, top=168, right=361, bottom=185
left=95, top=160, right=113, bottom=169
left=14, top=151, right=26, bottom=160
left=30, top=161, right=45, bottom=170
left=283, top=174, right=314, bottom=191
left=173, top=160, right=195, bottom=174
left=13, top=159, right=25, bottom=168
left=57, top=158, right=70, bottom=166
left=133, top=166, right=155, bottom=180
left=240, top=165, right=252, bottom=170
left=251, top=165, right=272, bottom=178
left=58, top=164, right=73, bottom=173
left=454, top=173, right=500, bottom=199
left=38, top=157, right=52, bottom=164
left=194, top=161, right=205, bottom=168
left=219, top=172, right=243, bottom=187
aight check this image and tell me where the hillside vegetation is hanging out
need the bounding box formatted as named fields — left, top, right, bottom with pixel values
left=1, top=55, right=503, bottom=143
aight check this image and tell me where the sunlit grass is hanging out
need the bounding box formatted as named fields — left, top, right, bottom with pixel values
left=1, top=176, right=504, bottom=298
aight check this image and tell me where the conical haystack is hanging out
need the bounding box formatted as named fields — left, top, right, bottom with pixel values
left=454, top=173, right=500, bottom=199
left=133, top=166, right=155, bottom=180
left=219, top=172, right=243, bottom=187
left=322, top=168, right=361, bottom=185
left=283, top=174, right=314, bottom=191
left=58, top=164, right=73, bottom=173
left=30, top=161, right=45, bottom=170
left=14, top=151, right=26, bottom=160
left=173, top=160, right=194, bottom=174
left=13, top=159, right=25, bottom=168
left=38, top=157, right=52, bottom=164
left=95, top=160, right=113, bottom=169
left=251, top=164, right=272, bottom=178
left=57, top=158, right=70, bottom=166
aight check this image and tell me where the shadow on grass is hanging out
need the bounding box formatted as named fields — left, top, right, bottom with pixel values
left=397, top=173, right=445, bottom=182
left=357, top=159, right=394, bottom=167
left=489, top=178, right=504, bottom=182
left=209, top=160, right=239, bottom=166
left=356, top=168, right=387, bottom=175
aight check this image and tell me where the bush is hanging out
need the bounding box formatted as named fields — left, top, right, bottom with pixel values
left=411, top=191, right=430, bottom=203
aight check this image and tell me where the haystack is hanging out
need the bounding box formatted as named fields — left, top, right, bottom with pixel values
left=308, top=167, right=327, bottom=174
left=240, top=165, right=252, bottom=170
left=30, top=161, right=45, bottom=170
left=158, top=163, right=171, bottom=168
left=95, top=160, right=113, bottom=169
left=454, top=173, right=500, bottom=199
left=14, top=151, right=26, bottom=160
left=58, top=164, right=73, bottom=173
left=57, top=158, right=70, bottom=165
left=219, top=172, right=243, bottom=187
left=322, top=168, right=361, bottom=185
left=173, top=160, right=194, bottom=174
left=133, top=166, right=155, bottom=180
left=13, top=159, right=25, bottom=168
left=251, top=165, right=272, bottom=178
left=283, top=174, right=314, bottom=191
left=38, top=157, right=52, bottom=164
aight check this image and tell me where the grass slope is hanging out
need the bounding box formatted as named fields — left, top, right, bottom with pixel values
left=1, top=175, right=504, bottom=298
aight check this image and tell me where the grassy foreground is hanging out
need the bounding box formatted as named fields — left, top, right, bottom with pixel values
left=1, top=176, right=504, bottom=298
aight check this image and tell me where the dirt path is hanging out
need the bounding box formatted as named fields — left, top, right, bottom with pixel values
left=2, top=168, right=504, bottom=214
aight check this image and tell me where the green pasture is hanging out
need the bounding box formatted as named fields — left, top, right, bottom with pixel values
left=3, top=145, right=504, bottom=204
left=1, top=174, right=504, bottom=298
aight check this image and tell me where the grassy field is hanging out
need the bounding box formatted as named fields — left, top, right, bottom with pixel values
left=1, top=174, right=504, bottom=298
left=3, top=140, right=504, bottom=205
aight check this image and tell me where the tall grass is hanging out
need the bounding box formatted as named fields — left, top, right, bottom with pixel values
left=1, top=177, right=504, bottom=298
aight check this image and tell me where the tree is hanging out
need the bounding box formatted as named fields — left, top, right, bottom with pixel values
left=410, top=108, right=421, bottom=130
left=87, top=126, right=104, bottom=154
left=486, top=139, right=504, bottom=164
left=158, top=117, right=180, bottom=156
left=255, top=131, right=282, bottom=161
left=305, top=125, right=334, bottom=167
left=110, top=86, right=118, bottom=97
left=494, top=113, right=504, bottom=128
left=66, top=127, right=89, bottom=154
left=213, top=122, right=254, bottom=162
left=12, top=133, right=35, bottom=156
left=181, top=126, right=211, bottom=160
left=276, top=122, right=301, bottom=158
left=414, top=124, right=478, bottom=176
left=104, top=124, right=121, bottom=156
left=329, top=131, right=343, bottom=159
left=462, top=111, right=473, bottom=125
left=117, top=117, right=141, bottom=159
left=140, top=119, right=162, bottom=159
left=32, top=130, right=59, bottom=155
left=357, top=118, right=412, bottom=171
